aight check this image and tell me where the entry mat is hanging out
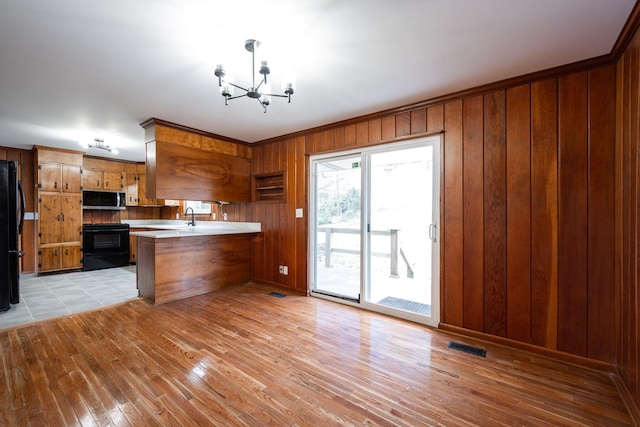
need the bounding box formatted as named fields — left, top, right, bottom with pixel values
left=377, top=296, right=431, bottom=316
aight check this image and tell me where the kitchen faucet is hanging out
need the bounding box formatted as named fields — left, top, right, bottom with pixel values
left=185, top=207, right=195, bottom=226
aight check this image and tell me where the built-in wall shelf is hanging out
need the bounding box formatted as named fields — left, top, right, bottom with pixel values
left=253, top=171, right=285, bottom=202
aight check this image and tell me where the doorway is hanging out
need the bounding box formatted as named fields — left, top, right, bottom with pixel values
left=309, top=137, right=440, bottom=326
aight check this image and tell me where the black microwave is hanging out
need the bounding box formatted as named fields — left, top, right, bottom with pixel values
left=82, top=190, right=126, bottom=210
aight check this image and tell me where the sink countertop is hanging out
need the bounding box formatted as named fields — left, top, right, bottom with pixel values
left=125, top=220, right=261, bottom=239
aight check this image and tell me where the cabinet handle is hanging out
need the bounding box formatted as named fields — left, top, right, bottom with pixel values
left=105, top=181, right=109, bottom=188
left=65, top=182, right=69, bottom=190
left=97, top=180, right=100, bottom=186
left=61, top=213, right=64, bottom=222
left=57, top=214, right=61, bottom=222
left=54, top=182, right=58, bottom=189
left=54, top=249, right=58, bottom=257
left=65, top=249, right=69, bottom=256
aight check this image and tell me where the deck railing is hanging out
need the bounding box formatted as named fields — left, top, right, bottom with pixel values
left=317, top=226, right=414, bottom=278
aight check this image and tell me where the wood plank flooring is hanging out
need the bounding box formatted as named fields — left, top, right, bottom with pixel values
left=0, top=282, right=633, bottom=426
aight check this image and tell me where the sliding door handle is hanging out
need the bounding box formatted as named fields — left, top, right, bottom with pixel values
left=429, top=223, right=437, bottom=242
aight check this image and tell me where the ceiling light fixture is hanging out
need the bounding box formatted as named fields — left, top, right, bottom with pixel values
left=214, top=39, right=294, bottom=113
left=87, top=138, right=118, bottom=154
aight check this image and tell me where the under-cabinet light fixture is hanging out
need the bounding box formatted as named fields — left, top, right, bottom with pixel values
left=214, top=39, right=295, bottom=113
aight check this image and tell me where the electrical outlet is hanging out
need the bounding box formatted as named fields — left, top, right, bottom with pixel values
left=278, top=265, right=284, bottom=274
left=283, top=266, right=288, bottom=275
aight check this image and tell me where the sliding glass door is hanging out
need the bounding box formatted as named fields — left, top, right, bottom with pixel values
left=309, top=137, right=440, bottom=326
left=310, top=155, right=362, bottom=301
left=366, top=145, right=437, bottom=322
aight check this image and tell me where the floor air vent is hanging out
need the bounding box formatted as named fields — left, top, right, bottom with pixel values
left=268, top=292, right=286, bottom=298
left=447, top=341, right=487, bottom=357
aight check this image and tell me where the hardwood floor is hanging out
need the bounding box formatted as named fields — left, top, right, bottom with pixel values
left=0, top=282, right=633, bottom=426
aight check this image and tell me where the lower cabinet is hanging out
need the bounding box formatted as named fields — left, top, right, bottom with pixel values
left=39, top=244, right=82, bottom=272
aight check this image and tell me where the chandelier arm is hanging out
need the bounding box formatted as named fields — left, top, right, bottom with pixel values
left=226, top=94, right=248, bottom=101
left=256, top=97, right=267, bottom=113
left=225, top=81, right=249, bottom=92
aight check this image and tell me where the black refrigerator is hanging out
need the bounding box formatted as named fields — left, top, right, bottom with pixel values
left=0, top=160, right=25, bottom=312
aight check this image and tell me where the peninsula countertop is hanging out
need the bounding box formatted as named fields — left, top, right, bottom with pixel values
left=123, top=220, right=261, bottom=239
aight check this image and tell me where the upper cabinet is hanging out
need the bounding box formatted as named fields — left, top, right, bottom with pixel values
left=141, top=119, right=251, bottom=203
left=38, top=162, right=82, bottom=193
left=82, top=169, right=124, bottom=191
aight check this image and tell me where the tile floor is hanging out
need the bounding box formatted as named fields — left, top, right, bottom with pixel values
left=0, top=266, right=138, bottom=330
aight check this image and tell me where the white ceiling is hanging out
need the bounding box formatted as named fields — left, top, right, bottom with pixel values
left=0, top=0, right=635, bottom=162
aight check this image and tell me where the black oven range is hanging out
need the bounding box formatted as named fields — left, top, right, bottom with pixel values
left=82, top=223, right=130, bottom=271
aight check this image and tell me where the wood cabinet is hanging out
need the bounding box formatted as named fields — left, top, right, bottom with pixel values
left=145, top=140, right=251, bottom=203
left=126, top=166, right=178, bottom=207
left=82, top=169, right=124, bottom=191
left=126, top=173, right=141, bottom=206
left=129, top=227, right=154, bottom=263
left=34, top=147, right=84, bottom=273
left=38, top=162, right=82, bottom=193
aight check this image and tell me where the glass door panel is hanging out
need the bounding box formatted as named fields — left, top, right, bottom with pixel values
left=311, top=155, right=361, bottom=301
left=366, top=145, right=436, bottom=321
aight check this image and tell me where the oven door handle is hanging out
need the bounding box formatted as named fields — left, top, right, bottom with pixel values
left=83, top=228, right=129, bottom=233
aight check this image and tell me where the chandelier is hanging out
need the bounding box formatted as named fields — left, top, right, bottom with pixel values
left=214, top=39, right=294, bottom=113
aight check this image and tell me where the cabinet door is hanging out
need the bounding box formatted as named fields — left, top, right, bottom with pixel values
left=129, top=234, right=137, bottom=263
left=137, top=174, right=154, bottom=205
left=39, top=163, right=62, bottom=192
left=126, top=174, right=139, bottom=206
left=103, top=172, right=124, bottom=190
left=62, top=164, right=82, bottom=192
left=61, top=195, right=82, bottom=243
left=82, top=169, right=103, bottom=190
left=39, top=247, right=61, bottom=272
left=62, top=245, right=82, bottom=270
left=39, top=194, right=62, bottom=245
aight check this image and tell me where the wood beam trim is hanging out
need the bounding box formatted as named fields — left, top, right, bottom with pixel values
left=140, top=117, right=250, bottom=146
left=611, top=1, right=640, bottom=61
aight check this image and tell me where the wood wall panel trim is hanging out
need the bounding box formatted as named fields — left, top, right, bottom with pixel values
left=586, top=65, right=617, bottom=363
left=410, top=109, right=427, bottom=135
left=482, top=90, right=507, bottom=337
left=368, top=118, right=382, bottom=144
left=442, top=100, right=464, bottom=326
left=627, top=33, right=640, bottom=405
left=530, top=78, right=559, bottom=349
left=557, top=71, right=589, bottom=357
left=356, top=121, right=369, bottom=145
left=614, top=51, right=625, bottom=397
left=621, top=44, right=633, bottom=387
left=395, top=112, right=411, bottom=138
left=427, top=104, right=444, bottom=133
left=505, top=84, right=532, bottom=343
left=462, top=95, right=485, bottom=331
left=381, top=116, right=395, bottom=141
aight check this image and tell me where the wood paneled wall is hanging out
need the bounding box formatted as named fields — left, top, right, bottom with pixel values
left=249, top=65, right=618, bottom=365
left=616, top=24, right=640, bottom=410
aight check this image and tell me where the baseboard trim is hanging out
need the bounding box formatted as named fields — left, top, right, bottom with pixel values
left=438, top=323, right=612, bottom=372
left=611, top=368, right=640, bottom=426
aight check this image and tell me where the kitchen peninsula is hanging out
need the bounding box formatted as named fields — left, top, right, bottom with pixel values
left=127, top=220, right=261, bottom=304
